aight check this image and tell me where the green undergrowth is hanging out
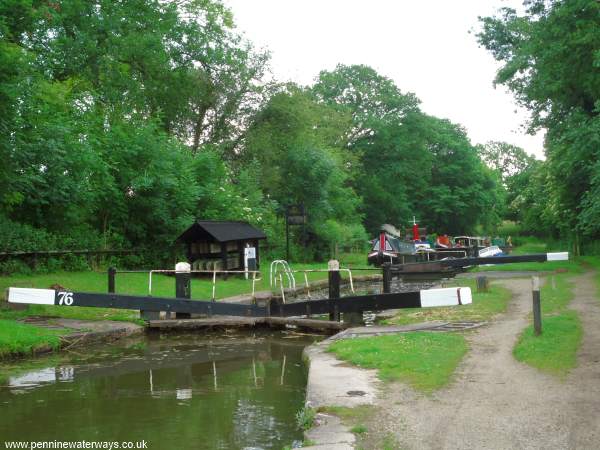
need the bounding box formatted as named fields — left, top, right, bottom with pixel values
left=514, top=311, right=582, bottom=377
left=295, top=406, right=316, bottom=431
left=384, top=278, right=511, bottom=325
left=328, top=332, right=468, bottom=392
left=0, top=319, right=66, bottom=358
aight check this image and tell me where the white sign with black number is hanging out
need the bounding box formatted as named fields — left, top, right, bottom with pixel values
left=244, top=247, right=257, bottom=279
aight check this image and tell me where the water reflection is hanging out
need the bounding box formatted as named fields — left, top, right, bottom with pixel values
left=0, top=331, right=316, bottom=450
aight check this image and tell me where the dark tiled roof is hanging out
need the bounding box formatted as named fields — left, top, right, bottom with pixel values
left=177, top=220, right=266, bottom=243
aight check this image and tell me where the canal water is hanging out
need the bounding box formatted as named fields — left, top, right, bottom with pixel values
left=0, top=331, right=318, bottom=449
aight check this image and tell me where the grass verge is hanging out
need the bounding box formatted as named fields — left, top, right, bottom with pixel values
left=328, top=332, right=468, bottom=392
left=384, top=279, right=511, bottom=326
left=538, top=272, right=575, bottom=314
left=513, top=261, right=583, bottom=377
left=0, top=319, right=66, bottom=358
left=513, top=311, right=582, bottom=377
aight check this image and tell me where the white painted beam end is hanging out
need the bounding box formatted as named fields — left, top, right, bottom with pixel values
left=7, top=287, right=55, bottom=305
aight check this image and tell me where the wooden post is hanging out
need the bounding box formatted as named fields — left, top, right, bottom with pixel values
left=328, top=260, right=340, bottom=322
left=532, top=276, right=542, bottom=336
left=108, top=267, right=116, bottom=293
left=382, top=263, right=392, bottom=294
left=175, top=262, right=192, bottom=319
left=476, top=276, right=489, bottom=293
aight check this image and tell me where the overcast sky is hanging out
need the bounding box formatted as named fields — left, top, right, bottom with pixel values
left=223, top=0, right=545, bottom=159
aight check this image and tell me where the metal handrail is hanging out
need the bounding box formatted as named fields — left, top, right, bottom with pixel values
left=270, top=260, right=296, bottom=289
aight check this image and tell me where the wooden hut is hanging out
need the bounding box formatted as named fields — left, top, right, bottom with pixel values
left=176, top=220, right=267, bottom=271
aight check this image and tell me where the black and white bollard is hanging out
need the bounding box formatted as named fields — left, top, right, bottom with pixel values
left=175, top=262, right=192, bottom=319
left=328, top=260, right=340, bottom=322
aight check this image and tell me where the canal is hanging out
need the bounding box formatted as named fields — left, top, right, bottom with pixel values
left=0, top=331, right=318, bottom=449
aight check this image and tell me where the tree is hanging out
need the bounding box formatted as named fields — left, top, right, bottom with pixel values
left=0, top=0, right=271, bottom=264
left=313, top=64, right=502, bottom=234
left=313, top=65, right=428, bottom=232
left=421, top=117, right=503, bottom=234
left=243, top=85, right=365, bottom=258
left=478, top=0, right=600, bottom=241
left=477, top=141, right=535, bottom=182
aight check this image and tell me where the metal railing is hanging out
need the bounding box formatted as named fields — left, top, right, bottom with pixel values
left=270, top=260, right=296, bottom=289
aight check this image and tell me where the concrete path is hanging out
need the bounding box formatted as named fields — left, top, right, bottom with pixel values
left=362, top=273, right=600, bottom=450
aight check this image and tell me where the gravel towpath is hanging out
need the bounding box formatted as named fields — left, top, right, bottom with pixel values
left=364, top=273, right=600, bottom=450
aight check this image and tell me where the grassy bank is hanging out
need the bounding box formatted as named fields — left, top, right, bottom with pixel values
left=328, top=332, right=468, bottom=392
left=384, top=278, right=512, bottom=326
left=0, top=319, right=66, bottom=358
left=513, top=262, right=583, bottom=377
left=513, top=311, right=582, bottom=377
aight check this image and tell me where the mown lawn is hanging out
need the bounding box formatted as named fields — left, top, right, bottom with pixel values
left=0, top=254, right=369, bottom=300
left=513, top=259, right=585, bottom=377
left=328, top=332, right=468, bottom=392
left=383, top=278, right=512, bottom=325
left=513, top=311, right=582, bottom=377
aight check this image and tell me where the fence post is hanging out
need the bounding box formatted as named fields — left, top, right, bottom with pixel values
left=328, top=260, right=340, bottom=322
left=382, top=263, right=392, bottom=294
left=175, top=262, right=192, bottom=319
left=532, top=276, right=542, bottom=336
left=108, top=267, right=116, bottom=294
